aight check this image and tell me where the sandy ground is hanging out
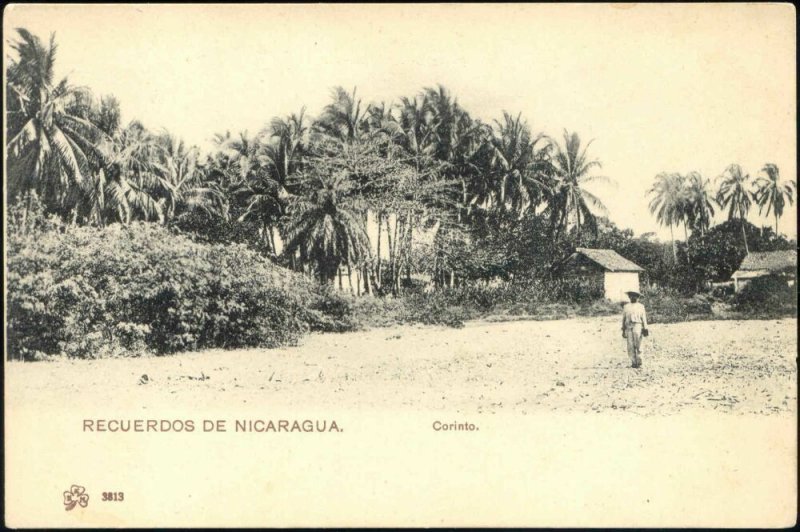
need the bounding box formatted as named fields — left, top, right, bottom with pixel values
left=5, top=316, right=797, bottom=527
left=6, top=316, right=796, bottom=415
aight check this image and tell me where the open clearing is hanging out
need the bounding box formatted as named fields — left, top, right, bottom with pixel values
left=7, top=316, right=796, bottom=415
left=5, top=316, right=797, bottom=527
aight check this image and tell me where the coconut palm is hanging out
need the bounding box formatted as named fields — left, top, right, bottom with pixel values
left=154, top=131, right=228, bottom=223
left=684, top=171, right=716, bottom=237
left=210, top=129, right=286, bottom=253
left=549, top=130, right=610, bottom=237
left=448, top=114, right=491, bottom=221
left=753, top=163, right=796, bottom=235
left=315, top=86, right=368, bottom=144
left=261, top=108, right=308, bottom=188
left=6, top=29, right=106, bottom=213
left=282, top=173, right=370, bottom=284
left=424, top=85, right=461, bottom=163
left=648, top=172, right=686, bottom=261
left=395, top=94, right=436, bottom=166
left=92, top=121, right=166, bottom=224
left=488, top=112, right=552, bottom=215
left=716, top=164, right=753, bottom=252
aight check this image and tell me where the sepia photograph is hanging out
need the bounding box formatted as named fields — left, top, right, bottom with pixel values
left=4, top=3, right=797, bottom=527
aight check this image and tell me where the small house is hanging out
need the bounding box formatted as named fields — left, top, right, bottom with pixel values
left=557, top=248, right=644, bottom=302
left=731, top=250, right=797, bottom=292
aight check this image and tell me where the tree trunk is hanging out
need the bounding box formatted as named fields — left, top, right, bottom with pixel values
left=683, top=223, right=691, bottom=266
left=347, top=263, right=355, bottom=295
left=363, top=265, right=372, bottom=295
left=670, top=223, right=677, bottom=262
left=406, top=210, right=413, bottom=283
left=387, top=214, right=395, bottom=295
left=394, top=215, right=404, bottom=294
left=376, top=212, right=383, bottom=287
left=741, top=218, right=749, bottom=254
left=392, top=215, right=402, bottom=295
left=459, top=178, right=467, bottom=223
left=269, top=225, right=278, bottom=255
left=21, top=192, right=32, bottom=236
left=775, top=213, right=779, bottom=235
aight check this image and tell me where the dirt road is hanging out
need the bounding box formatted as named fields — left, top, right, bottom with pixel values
left=6, top=316, right=796, bottom=415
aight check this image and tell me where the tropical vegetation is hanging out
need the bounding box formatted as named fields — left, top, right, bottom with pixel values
left=5, top=29, right=797, bottom=359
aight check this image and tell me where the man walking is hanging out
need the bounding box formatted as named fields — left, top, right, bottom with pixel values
left=622, top=290, right=648, bottom=368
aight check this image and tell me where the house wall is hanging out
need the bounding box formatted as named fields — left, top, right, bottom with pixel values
left=604, top=271, right=640, bottom=302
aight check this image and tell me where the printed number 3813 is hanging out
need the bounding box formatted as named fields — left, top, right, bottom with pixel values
left=102, top=492, right=124, bottom=502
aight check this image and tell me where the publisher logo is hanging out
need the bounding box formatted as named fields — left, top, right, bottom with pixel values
left=63, top=485, right=89, bottom=511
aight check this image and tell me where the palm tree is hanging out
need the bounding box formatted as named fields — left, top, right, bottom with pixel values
left=424, top=85, right=461, bottom=163
left=448, top=113, right=491, bottom=221
left=155, top=131, right=228, bottom=223
left=395, top=94, right=436, bottom=167
left=684, top=171, right=716, bottom=237
left=282, top=174, right=370, bottom=284
left=716, top=164, right=753, bottom=252
left=94, top=121, right=166, bottom=224
left=261, top=108, right=308, bottom=188
left=6, top=29, right=106, bottom=214
left=315, top=86, right=367, bottom=144
left=550, top=130, right=610, bottom=237
left=754, top=163, right=796, bottom=235
left=488, top=112, right=551, bottom=215
left=209, top=130, right=285, bottom=253
left=648, top=172, right=686, bottom=261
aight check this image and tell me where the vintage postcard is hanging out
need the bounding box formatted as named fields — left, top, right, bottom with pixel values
left=4, top=3, right=797, bottom=527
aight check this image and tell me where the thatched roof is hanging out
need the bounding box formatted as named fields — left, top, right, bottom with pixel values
left=571, top=248, right=644, bottom=272
left=736, top=250, right=796, bottom=273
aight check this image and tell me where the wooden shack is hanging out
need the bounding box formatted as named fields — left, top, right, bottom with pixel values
left=557, top=247, right=644, bottom=302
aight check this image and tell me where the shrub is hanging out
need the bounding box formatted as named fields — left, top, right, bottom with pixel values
left=304, top=286, right=358, bottom=333
left=642, top=286, right=713, bottom=323
left=733, top=275, right=797, bottom=317
left=402, top=292, right=471, bottom=328
left=7, top=221, right=353, bottom=360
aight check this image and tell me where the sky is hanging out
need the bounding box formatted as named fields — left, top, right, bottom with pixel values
left=4, top=3, right=797, bottom=239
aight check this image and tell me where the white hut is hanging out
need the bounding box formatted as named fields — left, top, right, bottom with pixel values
left=558, top=248, right=644, bottom=302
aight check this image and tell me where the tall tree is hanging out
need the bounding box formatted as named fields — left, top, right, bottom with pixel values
left=684, top=171, right=716, bottom=237
left=488, top=112, right=551, bottom=215
left=648, top=172, right=686, bottom=261
left=550, top=130, right=610, bottom=237
left=261, top=108, right=308, bottom=188
left=716, top=164, right=753, bottom=252
left=315, top=86, right=367, bottom=144
left=96, top=121, right=166, bottom=224
left=6, top=29, right=106, bottom=214
left=754, top=163, right=796, bottom=235
left=282, top=174, right=370, bottom=284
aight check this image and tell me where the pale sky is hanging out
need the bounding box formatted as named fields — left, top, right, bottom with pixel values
left=4, top=3, right=797, bottom=239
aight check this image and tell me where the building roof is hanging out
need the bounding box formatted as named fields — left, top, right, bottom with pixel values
left=572, top=248, right=644, bottom=272
left=734, top=250, right=797, bottom=274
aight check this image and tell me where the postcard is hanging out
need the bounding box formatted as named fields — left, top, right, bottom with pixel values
left=4, top=3, right=797, bottom=527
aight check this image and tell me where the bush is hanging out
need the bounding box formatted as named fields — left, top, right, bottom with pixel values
left=7, top=221, right=353, bottom=360
left=733, top=275, right=797, bottom=316
left=304, top=286, right=358, bottom=333
left=402, top=292, right=471, bottom=328
left=642, top=286, right=713, bottom=323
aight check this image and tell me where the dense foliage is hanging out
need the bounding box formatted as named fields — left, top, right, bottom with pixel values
left=6, top=198, right=353, bottom=360
left=5, top=29, right=797, bottom=359
left=734, top=275, right=797, bottom=316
